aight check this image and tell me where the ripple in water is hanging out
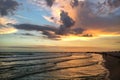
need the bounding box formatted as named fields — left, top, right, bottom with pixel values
left=0, top=52, right=109, bottom=80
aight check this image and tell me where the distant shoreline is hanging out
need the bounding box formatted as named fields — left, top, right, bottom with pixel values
left=0, top=51, right=120, bottom=53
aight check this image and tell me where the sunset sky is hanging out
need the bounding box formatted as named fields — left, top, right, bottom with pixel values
left=0, top=0, right=120, bottom=52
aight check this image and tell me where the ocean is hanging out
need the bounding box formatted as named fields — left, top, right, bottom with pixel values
left=0, top=52, right=109, bottom=80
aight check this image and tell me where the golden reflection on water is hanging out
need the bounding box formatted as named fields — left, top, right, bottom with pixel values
left=0, top=53, right=109, bottom=80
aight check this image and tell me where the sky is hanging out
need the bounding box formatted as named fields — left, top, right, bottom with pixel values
left=0, top=0, right=120, bottom=52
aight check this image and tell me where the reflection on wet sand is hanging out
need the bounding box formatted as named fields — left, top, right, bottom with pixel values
left=0, top=52, right=109, bottom=80
left=101, top=52, right=120, bottom=80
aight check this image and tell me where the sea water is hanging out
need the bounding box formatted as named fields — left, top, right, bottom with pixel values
left=0, top=52, right=109, bottom=80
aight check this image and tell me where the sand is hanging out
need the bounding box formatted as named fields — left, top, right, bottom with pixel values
left=101, top=52, right=120, bottom=80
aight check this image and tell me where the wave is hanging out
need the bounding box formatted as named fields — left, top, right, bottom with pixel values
left=0, top=52, right=108, bottom=80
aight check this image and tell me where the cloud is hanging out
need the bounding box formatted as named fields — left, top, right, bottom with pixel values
left=15, top=15, right=32, bottom=20
left=29, top=0, right=54, bottom=10
left=57, top=11, right=75, bottom=35
left=0, top=24, right=17, bottom=34
left=74, top=0, right=120, bottom=36
left=28, top=0, right=120, bottom=37
left=70, top=0, right=79, bottom=8
left=15, top=24, right=57, bottom=32
left=0, top=17, right=17, bottom=25
left=107, top=0, right=120, bottom=8
left=43, top=16, right=54, bottom=23
left=0, top=17, right=17, bottom=34
left=14, top=24, right=61, bottom=40
left=14, top=23, right=88, bottom=40
left=0, top=0, right=19, bottom=34
left=7, top=0, right=119, bottom=40
left=18, top=33, right=35, bottom=36
left=55, top=0, right=120, bottom=38
left=43, top=16, right=60, bottom=24
left=0, top=0, right=19, bottom=16
left=82, top=34, right=93, bottom=37
left=45, top=0, right=55, bottom=7
left=43, top=11, right=84, bottom=37
left=60, top=11, right=75, bottom=28
left=30, top=0, right=77, bottom=24
left=31, top=0, right=55, bottom=7
left=42, top=30, right=61, bottom=40
left=72, top=27, right=84, bottom=34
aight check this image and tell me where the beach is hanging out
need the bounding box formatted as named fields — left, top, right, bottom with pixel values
left=101, top=52, right=120, bottom=80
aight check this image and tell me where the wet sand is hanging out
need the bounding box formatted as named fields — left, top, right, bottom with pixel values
left=100, top=52, right=120, bottom=80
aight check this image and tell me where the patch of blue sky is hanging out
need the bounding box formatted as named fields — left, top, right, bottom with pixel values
left=12, top=0, right=57, bottom=26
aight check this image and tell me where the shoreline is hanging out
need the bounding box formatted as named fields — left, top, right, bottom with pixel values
left=99, top=52, right=120, bottom=80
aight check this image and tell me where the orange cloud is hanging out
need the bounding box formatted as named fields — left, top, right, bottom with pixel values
left=0, top=17, right=17, bottom=34
left=0, top=25, right=17, bottom=34
left=0, top=17, right=17, bottom=25
left=83, top=29, right=119, bottom=36
left=51, top=0, right=77, bottom=22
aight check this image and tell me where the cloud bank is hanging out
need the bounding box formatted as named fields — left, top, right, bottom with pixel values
left=21, top=0, right=119, bottom=40
left=1, top=0, right=120, bottom=40
left=0, top=0, right=19, bottom=34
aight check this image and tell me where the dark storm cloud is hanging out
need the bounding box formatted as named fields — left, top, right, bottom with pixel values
left=57, top=10, right=76, bottom=35
left=60, top=11, right=75, bottom=27
left=0, top=0, right=19, bottom=16
left=15, top=24, right=57, bottom=32
left=14, top=23, right=86, bottom=40
left=57, top=26, right=84, bottom=35
left=45, top=0, right=55, bottom=7
left=14, top=24, right=61, bottom=40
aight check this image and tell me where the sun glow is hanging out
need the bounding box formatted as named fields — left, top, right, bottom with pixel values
left=60, top=33, right=120, bottom=41
left=0, top=25, right=17, bottom=34
left=83, top=29, right=119, bottom=36
left=0, top=17, right=18, bottom=34
left=61, top=35, right=97, bottom=41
